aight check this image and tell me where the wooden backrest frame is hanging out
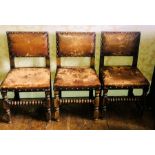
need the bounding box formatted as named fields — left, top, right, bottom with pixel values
left=56, top=32, right=96, bottom=69
left=100, top=32, right=141, bottom=72
left=7, top=31, right=50, bottom=69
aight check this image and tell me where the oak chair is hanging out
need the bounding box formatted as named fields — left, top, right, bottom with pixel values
left=99, top=32, right=150, bottom=118
left=53, top=32, right=101, bottom=121
left=0, top=32, right=51, bottom=123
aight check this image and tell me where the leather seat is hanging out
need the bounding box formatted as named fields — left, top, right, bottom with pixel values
left=103, top=66, right=149, bottom=88
left=54, top=67, right=100, bottom=89
left=1, top=68, right=50, bottom=89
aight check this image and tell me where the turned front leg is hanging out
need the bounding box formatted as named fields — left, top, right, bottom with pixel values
left=45, top=91, right=51, bottom=122
left=54, top=91, right=60, bottom=122
left=94, top=90, right=100, bottom=120
left=1, top=90, right=11, bottom=123
left=102, top=89, right=108, bottom=119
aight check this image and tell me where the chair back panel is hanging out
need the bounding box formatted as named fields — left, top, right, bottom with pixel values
left=101, top=32, right=140, bottom=56
left=7, top=32, right=49, bottom=57
left=56, top=32, right=95, bottom=57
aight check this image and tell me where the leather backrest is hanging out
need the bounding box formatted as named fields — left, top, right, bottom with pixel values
left=56, top=32, right=95, bottom=57
left=101, top=32, right=140, bottom=56
left=7, top=32, right=49, bottom=57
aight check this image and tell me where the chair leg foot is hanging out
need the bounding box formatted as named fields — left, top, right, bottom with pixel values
left=94, top=90, right=100, bottom=120
left=94, top=107, right=99, bottom=121
left=54, top=91, right=60, bottom=122
left=46, top=108, right=51, bottom=123
left=1, top=90, right=11, bottom=123
left=6, top=109, right=12, bottom=124
left=101, top=104, right=107, bottom=120
left=54, top=107, right=60, bottom=122
left=45, top=91, right=51, bottom=122
left=101, top=89, right=108, bottom=119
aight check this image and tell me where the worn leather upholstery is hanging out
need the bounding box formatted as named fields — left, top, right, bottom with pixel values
left=100, top=32, right=149, bottom=89
left=103, top=66, right=149, bottom=88
left=56, top=32, right=95, bottom=57
left=7, top=32, right=48, bottom=57
left=54, top=67, right=100, bottom=90
left=101, top=32, right=140, bottom=56
left=1, top=68, right=50, bottom=89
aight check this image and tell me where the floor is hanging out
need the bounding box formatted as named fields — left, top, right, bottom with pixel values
left=0, top=101, right=154, bottom=130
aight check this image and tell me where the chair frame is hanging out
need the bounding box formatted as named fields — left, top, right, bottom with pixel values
left=99, top=32, right=150, bottom=118
left=53, top=32, right=101, bottom=121
left=0, top=32, right=51, bottom=123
